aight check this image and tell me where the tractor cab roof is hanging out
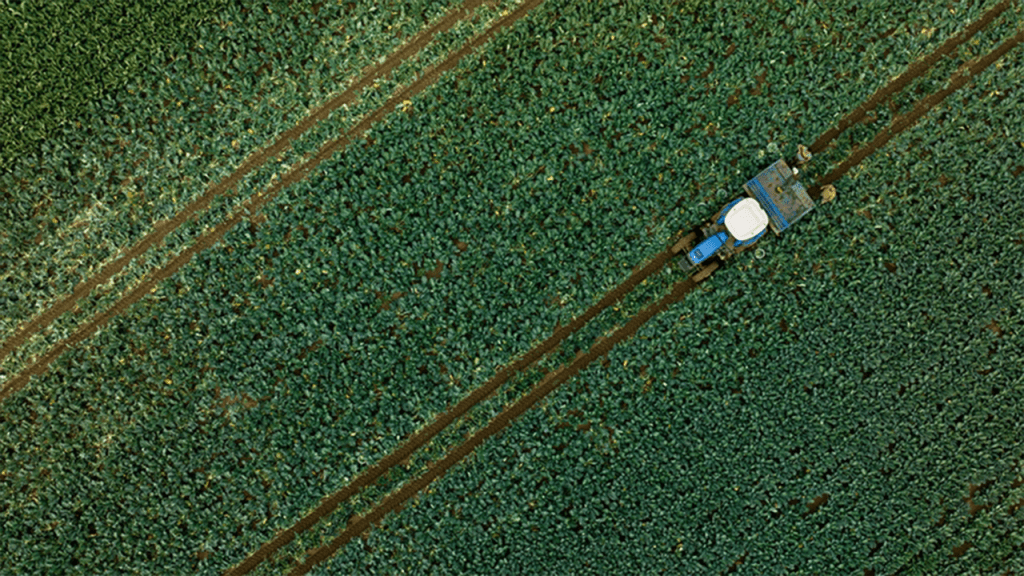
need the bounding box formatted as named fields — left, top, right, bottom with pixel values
left=725, top=197, right=769, bottom=241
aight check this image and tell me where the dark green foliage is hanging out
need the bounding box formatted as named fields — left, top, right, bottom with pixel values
left=0, top=0, right=234, bottom=173
left=0, top=0, right=474, bottom=380
left=1, top=0, right=1023, bottom=574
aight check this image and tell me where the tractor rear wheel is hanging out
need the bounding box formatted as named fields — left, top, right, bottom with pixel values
left=693, top=261, right=718, bottom=282
left=670, top=230, right=698, bottom=255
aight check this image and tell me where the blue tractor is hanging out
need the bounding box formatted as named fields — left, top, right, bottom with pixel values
left=677, top=157, right=817, bottom=272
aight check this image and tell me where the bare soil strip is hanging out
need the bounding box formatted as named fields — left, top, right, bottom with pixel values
left=225, top=223, right=696, bottom=574
left=808, top=27, right=1023, bottom=200
left=278, top=22, right=1024, bottom=569
left=804, top=0, right=1011, bottom=157
left=289, top=264, right=719, bottom=575
left=0, top=1, right=495, bottom=402
left=0, top=0, right=485, bottom=367
left=277, top=9, right=1024, bottom=572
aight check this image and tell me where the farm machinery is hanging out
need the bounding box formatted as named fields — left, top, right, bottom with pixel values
left=674, top=147, right=825, bottom=272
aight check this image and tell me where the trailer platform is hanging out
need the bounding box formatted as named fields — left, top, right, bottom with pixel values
left=742, top=159, right=814, bottom=236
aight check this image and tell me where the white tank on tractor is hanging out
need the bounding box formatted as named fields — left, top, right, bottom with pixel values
left=723, top=197, right=770, bottom=242
left=677, top=157, right=819, bottom=272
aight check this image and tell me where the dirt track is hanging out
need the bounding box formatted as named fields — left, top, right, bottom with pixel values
left=263, top=7, right=1024, bottom=571
left=227, top=4, right=1024, bottom=572
left=6, top=0, right=1019, bottom=570
left=226, top=222, right=695, bottom=573
left=804, top=0, right=1011, bottom=158
left=809, top=26, right=1024, bottom=200
left=289, top=264, right=717, bottom=575
left=0, top=0, right=488, bottom=379
left=0, top=0, right=490, bottom=402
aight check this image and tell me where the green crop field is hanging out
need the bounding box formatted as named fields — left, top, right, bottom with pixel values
left=2, top=0, right=1023, bottom=574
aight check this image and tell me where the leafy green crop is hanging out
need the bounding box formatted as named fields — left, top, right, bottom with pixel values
left=0, top=0, right=236, bottom=171
left=0, top=0, right=496, bottom=382
left=1, top=0, right=1022, bottom=574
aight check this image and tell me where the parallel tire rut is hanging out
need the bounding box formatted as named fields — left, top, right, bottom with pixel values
left=6, top=0, right=1017, bottom=571
left=808, top=26, right=1023, bottom=200
left=233, top=6, right=1024, bottom=571
left=0, top=0, right=491, bottom=403
left=278, top=9, right=1024, bottom=570
left=0, top=0, right=486, bottom=370
left=222, top=1, right=554, bottom=573
left=225, top=226, right=694, bottom=574
left=288, top=265, right=718, bottom=576
left=805, top=0, right=1012, bottom=157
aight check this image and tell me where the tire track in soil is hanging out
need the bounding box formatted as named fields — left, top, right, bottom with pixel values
left=0, top=0, right=492, bottom=402
left=803, top=0, right=1012, bottom=158
left=223, top=219, right=694, bottom=575
left=0, top=0, right=487, bottom=369
left=289, top=264, right=719, bottom=575
left=808, top=27, right=1024, bottom=201
left=286, top=8, right=1024, bottom=572
left=286, top=15, right=1024, bottom=569
left=222, top=5, right=1016, bottom=571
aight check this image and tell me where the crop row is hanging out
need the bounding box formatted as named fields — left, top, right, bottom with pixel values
left=1, top=0, right=459, bottom=257
left=0, top=0, right=235, bottom=169
left=315, top=34, right=1023, bottom=576
left=1, top=0, right=1022, bottom=573
left=0, top=0, right=521, bottom=383
left=253, top=0, right=1024, bottom=569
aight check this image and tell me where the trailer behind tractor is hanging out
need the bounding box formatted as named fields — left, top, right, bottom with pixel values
left=675, top=153, right=821, bottom=272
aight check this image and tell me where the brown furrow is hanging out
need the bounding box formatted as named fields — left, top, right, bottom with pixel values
left=225, top=219, right=691, bottom=574
left=809, top=27, right=1023, bottom=200
left=0, top=1, right=495, bottom=403
left=807, top=0, right=1011, bottom=157
left=287, top=8, right=1024, bottom=573
left=0, top=0, right=484, bottom=366
left=219, top=4, right=731, bottom=572
left=290, top=263, right=719, bottom=575
left=283, top=23, right=1024, bottom=569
